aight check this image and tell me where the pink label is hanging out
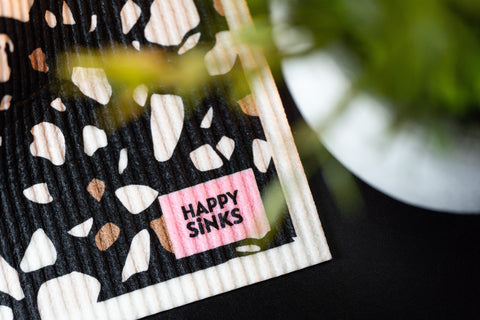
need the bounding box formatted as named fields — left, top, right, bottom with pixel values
left=159, top=169, right=270, bottom=259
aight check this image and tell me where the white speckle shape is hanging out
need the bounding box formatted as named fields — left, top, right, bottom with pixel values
left=190, top=145, right=224, bottom=171
left=216, top=136, right=235, bottom=160
left=205, top=31, right=237, bottom=76
left=89, top=14, right=97, bottom=32
left=68, top=218, right=94, bottom=238
left=62, top=1, right=76, bottom=25
left=30, top=122, right=66, bottom=166
left=115, top=185, right=159, bottom=214
left=0, top=255, right=25, bottom=300
left=50, top=97, right=66, bottom=112
left=122, top=230, right=150, bottom=282
left=118, top=148, right=128, bottom=174
left=20, top=229, right=57, bottom=273
left=251, top=232, right=268, bottom=239
left=0, top=94, right=12, bottom=111
left=45, top=10, right=57, bottom=28
left=23, top=183, right=53, bottom=204
left=236, top=245, right=261, bottom=253
left=0, top=136, right=2, bottom=146
left=252, top=139, right=272, bottom=173
left=37, top=272, right=101, bottom=320
left=133, top=84, right=148, bottom=107
left=0, top=0, right=34, bottom=22
left=151, top=94, right=185, bottom=162
left=72, top=67, right=112, bottom=105
left=178, top=32, right=201, bottom=55
left=121, top=0, right=142, bottom=34
left=83, top=125, right=108, bottom=156
left=132, top=40, right=141, bottom=51
left=200, top=107, right=213, bottom=129
left=0, top=34, right=14, bottom=83
left=145, top=0, right=200, bottom=46
left=0, top=306, right=13, bottom=320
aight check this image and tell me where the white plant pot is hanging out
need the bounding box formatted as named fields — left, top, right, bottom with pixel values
left=283, top=51, right=480, bottom=214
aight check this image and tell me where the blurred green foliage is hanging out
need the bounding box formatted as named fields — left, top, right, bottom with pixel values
left=275, top=0, right=480, bottom=124
left=61, top=0, right=480, bottom=126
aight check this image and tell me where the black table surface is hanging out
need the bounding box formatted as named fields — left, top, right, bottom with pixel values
left=145, top=83, right=480, bottom=320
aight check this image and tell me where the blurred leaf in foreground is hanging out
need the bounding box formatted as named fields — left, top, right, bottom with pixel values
left=283, top=0, right=480, bottom=124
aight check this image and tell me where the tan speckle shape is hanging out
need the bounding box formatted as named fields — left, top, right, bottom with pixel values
left=87, top=179, right=105, bottom=202
left=95, top=223, right=120, bottom=251
left=150, top=216, right=174, bottom=253
left=213, top=0, right=225, bottom=16
left=238, top=94, right=258, bottom=116
left=28, top=48, right=49, bottom=73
